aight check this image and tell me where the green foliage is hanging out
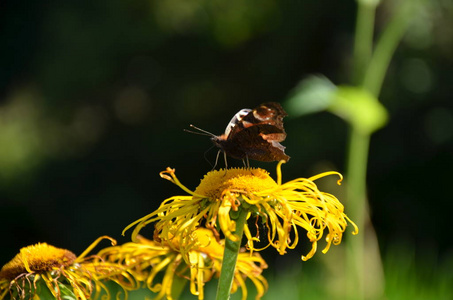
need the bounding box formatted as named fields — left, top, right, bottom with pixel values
left=329, top=86, right=388, bottom=134
left=172, top=250, right=453, bottom=299
left=285, top=76, right=337, bottom=116
left=285, top=77, right=388, bottom=134
left=383, top=246, right=453, bottom=300
left=152, top=0, right=278, bottom=47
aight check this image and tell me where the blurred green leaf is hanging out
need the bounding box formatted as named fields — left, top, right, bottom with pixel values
left=285, top=77, right=387, bottom=135
left=285, top=75, right=337, bottom=117
left=59, top=282, right=78, bottom=300
left=329, top=86, right=388, bottom=134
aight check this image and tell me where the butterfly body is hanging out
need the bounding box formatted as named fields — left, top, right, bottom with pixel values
left=211, top=102, right=290, bottom=162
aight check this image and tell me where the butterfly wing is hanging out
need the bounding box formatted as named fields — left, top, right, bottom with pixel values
left=225, top=102, right=290, bottom=162
left=229, top=125, right=289, bottom=161
left=224, top=108, right=252, bottom=137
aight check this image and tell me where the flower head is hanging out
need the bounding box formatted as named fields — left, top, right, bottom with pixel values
left=124, top=161, right=358, bottom=261
left=0, top=237, right=139, bottom=300
left=100, top=228, right=267, bottom=300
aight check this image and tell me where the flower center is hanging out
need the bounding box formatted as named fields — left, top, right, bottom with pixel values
left=194, top=168, right=277, bottom=200
left=0, top=243, right=76, bottom=281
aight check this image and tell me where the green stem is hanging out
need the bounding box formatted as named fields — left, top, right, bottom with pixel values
left=352, top=1, right=377, bottom=85
left=363, top=1, right=416, bottom=95
left=346, top=2, right=416, bottom=300
left=171, top=273, right=188, bottom=300
left=215, top=207, right=248, bottom=300
left=347, top=2, right=377, bottom=299
left=346, top=128, right=370, bottom=300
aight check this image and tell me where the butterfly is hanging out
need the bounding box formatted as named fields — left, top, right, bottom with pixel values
left=187, top=102, right=290, bottom=168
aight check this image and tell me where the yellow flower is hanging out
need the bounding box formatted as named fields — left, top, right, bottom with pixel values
left=0, top=237, right=139, bottom=300
left=124, top=161, right=358, bottom=261
left=99, top=228, right=268, bottom=300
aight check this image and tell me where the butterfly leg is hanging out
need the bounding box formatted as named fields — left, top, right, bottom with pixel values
left=241, top=155, right=250, bottom=168
left=223, top=151, right=229, bottom=169
left=212, top=150, right=221, bottom=170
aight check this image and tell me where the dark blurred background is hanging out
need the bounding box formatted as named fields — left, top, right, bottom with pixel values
left=1, top=0, right=452, bottom=287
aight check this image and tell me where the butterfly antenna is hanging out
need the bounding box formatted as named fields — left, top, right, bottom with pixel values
left=185, top=124, right=216, bottom=137
left=183, top=129, right=212, bottom=136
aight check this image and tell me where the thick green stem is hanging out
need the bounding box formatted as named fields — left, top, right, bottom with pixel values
left=347, top=2, right=377, bottom=299
left=346, top=2, right=416, bottom=300
left=352, top=1, right=377, bottom=85
left=346, top=129, right=370, bottom=300
left=215, top=208, right=248, bottom=300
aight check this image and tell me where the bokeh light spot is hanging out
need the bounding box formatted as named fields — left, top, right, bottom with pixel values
left=400, top=58, right=433, bottom=94
left=423, top=107, right=453, bottom=145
